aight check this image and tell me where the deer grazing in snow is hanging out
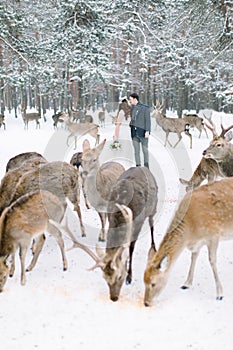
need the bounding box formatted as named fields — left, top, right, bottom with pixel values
left=179, top=116, right=233, bottom=191
left=71, top=139, right=125, bottom=241
left=152, top=101, right=192, bottom=149
left=0, top=190, right=67, bottom=292
left=144, top=176, right=233, bottom=306
left=57, top=166, right=158, bottom=302
left=59, top=112, right=99, bottom=149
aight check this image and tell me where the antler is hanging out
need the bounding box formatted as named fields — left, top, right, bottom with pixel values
left=49, top=217, right=99, bottom=263
left=219, top=123, right=233, bottom=138
left=203, top=114, right=218, bottom=138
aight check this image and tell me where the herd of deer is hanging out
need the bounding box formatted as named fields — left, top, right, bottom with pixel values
left=1, top=102, right=233, bottom=308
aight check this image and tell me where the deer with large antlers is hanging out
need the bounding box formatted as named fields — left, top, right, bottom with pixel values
left=152, top=102, right=192, bottom=148
left=144, top=176, right=233, bottom=306
left=55, top=166, right=158, bottom=302
left=59, top=112, right=99, bottom=149
left=179, top=116, right=233, bottom=191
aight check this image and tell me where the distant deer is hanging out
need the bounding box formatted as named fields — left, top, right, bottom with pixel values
left=22, top=110, right=41, bottom=129
left=0, top=114, right=6, bottom=130
left=58, top=166, right=158, bottom=302
left=179, top=117, right=233, bottom=191
left=73, top=139, right=125, bottom=241
left=144, top=177, right=233, bottom=306
left=52, top=111, right=64, bottom=129
left=0, top=190, right=67, bottom=292
left=98, top=110, right=105, bottom=127
left=59, top=112, right=99, bottom=149
left=183, top=113, right=208, bottom=138
left=152, top=101, right=192, bottom=149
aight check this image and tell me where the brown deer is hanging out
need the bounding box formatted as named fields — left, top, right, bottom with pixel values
left=59, top=112, right=99, bottom=149
left=74, top=139, right=125, bottom=241
left=0, top=160, right=86, bottom=274
left=57, top=166, right=158, bottom=302
left=0, top=190, right=67, bottom=292
left=179, top=117, right=233, bottom=191
left=144, top=176, right=233, bottom=306
left=22, top=110, right=41, bottom=129
left=152, top=102, right=192, bottom=149
left=183, top=113, right=208, bottom=138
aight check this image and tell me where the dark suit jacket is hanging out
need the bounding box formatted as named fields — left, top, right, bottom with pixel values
left=130, top=101, right=151, bottom=138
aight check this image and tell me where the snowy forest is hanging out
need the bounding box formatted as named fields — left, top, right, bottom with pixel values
left=0, top=0, right=233, bottom=118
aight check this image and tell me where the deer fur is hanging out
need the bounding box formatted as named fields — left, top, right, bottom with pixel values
left=6, top=151, right=46, bottom=172
left=144, top=177, right=233, bottom=306
left=10, top=161, right=85, bottom=237
left=0, top=190, right=67, bottom=292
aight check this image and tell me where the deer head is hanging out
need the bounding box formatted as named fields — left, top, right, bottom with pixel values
left=52, top=204, right=133, bottom=302
left=203, top=116, right=233, bottom=162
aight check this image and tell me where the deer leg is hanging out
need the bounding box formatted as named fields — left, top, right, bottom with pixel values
left=165, top=132, right=173, bottom=147
left=74, top=136, right=77, bottom=149
left=98, top=212, right=107, bottom=242
left=207, top=239, right=223, bottom=300
left=73, top=204, right=86, bottom=237
left=126, top=240, right=136, bottom=285
left=173, top=134, right=182, bottom=148
left=47, top=222, right=68, bottom=271
left=26, top=234, right=46, bottom=272
left=9, top=252, right=16, bottom=278
left=185, top=130, right=192, bottom=149
left=181, top=249, right=200, bottom=289
left=149, top=216, right=156, bottom=250
left=19, top=244, right=29, bottom=286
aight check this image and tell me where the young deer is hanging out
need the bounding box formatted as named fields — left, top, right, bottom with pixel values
left=152, top=102, right=192, bottom=149
left=0, top=190, right=67, bottom=292
left=59, top=166, right=158, bottom=302
left=22, top=110, right=41, bottom=129
left=74, top=139, right=125, bottom=241
left=179, top=117, right=233, bottom=191
left=59, top=112, right=99, bottom=149
left=144, top=177, right=233, bottom=306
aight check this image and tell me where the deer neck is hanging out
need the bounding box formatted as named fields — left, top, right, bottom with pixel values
left=219, top=154, right=233, bottom=177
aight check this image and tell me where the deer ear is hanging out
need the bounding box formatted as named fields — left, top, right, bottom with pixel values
left=225, top=131, right=233, bottom=142
left=147, top=244, right=156, bottom=261
left=83, top=139, right=90, bottom=152
left=159, top=255, right=169, bottom=272
left=96, top=139, right=106, bottom=154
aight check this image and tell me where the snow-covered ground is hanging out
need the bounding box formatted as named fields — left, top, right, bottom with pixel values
left=1, top=108, right=233, bottom=350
